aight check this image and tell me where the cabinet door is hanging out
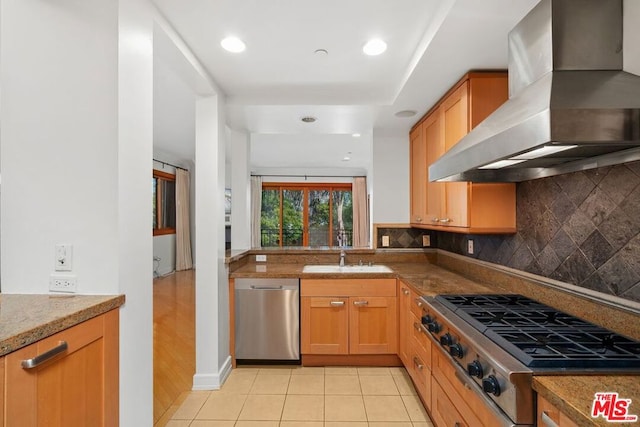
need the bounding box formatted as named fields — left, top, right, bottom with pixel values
left=397, top=282, right=411, bottom=365
left=301, top=296, right=349, bottom=354
left=349, top=296, right=397, bottom=354
left=424, top=110, right=445, bottom=226
left=4, top=310, right=119, bottom=427
left=441, top=81, right=470, bottom=228
left=409, top=124, right=427, bottom=224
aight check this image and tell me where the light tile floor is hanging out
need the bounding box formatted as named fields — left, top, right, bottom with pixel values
left=165, top=366, right=435, bottom=427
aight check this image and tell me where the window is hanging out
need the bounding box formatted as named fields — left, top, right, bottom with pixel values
left=261, top=184, right=353, bottom=247
left=153, top=170, right=176, bottom=236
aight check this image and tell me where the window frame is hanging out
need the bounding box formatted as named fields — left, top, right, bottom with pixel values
left=261, top=182, right=353, bottom=247
left=153, top=169, right=176, bottom=236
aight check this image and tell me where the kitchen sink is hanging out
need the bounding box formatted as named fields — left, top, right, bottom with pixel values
left=302, top=264, right=393, bottom=273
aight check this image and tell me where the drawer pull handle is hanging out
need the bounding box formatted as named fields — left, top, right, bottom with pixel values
left=413, top=322, right=422, bottom=332
left=353, top=300, right=369, bottom=306
left=413, top=356, right=424, bottom=370
left=454, top=370, right=472, bottom=390
left=414, top=298, right=423, bottom=308
left=402, top=288, right=409, bottom=295
left=22, top=341, right=68, bottom=369
left=330, top=301, right=345, bottom=307
left=541, top=411, right=559, bottom=427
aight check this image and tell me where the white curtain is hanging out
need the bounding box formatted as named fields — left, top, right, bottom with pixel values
left=352, top=177, right=369, bottom=248
left=175, top=169, right=193, bottom=271
left=251, top=175, right=262, bottom=248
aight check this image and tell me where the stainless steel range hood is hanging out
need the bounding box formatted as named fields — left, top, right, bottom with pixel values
left=429, top=0, right=640, bottom=183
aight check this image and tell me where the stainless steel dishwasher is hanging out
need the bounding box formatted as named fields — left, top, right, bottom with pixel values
left=234, top=278, right=300, bottom=362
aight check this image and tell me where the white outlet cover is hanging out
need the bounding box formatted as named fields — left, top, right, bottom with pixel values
left=49, top=274, right=78, bottom=293
left=54, top=244, right=73, bottom=271
left=467, top=239, right=474, bottom=254
left=256, top=254, right=267, bottom=262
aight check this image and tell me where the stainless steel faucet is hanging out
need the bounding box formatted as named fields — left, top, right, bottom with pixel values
left=339, top=250, right=345, bottom=267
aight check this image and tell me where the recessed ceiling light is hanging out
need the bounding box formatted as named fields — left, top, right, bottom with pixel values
left=363, top=39, right=387, bottom=56
left=394, top=110, right=417, bottom=118
left=352, top=133, right=361, bottom=138
left=301, top=116, right=317, bottom=123
left=342, top=156, right=351, bottom=161
left=221, top=36, right=246, bottom=53
left=314, top=49, right=328, bottom=56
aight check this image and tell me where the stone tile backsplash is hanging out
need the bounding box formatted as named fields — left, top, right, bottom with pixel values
left=436, top=161, right=640, bottom=303
left=376, top=227, right=435, bottom=249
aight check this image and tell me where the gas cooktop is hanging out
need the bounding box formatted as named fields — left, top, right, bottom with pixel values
left=435, top=294, right=640, bottom=369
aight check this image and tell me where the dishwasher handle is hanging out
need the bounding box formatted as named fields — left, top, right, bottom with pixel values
left=250, top=285, right=283, bottom=290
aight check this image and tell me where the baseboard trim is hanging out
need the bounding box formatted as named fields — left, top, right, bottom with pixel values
left=192, top=355, right=233, bottom=390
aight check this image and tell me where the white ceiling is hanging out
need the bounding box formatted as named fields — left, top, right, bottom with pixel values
left=151, top=0, right=539, bottom=169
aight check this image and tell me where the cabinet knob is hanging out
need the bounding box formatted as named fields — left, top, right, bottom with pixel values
left=402, top=288, right=410, bottom=295
left=431, top=217, right=439, bottom=223
left=416, top=217, right=422, bottom=222
left=413, top=356, right=424, bottom=370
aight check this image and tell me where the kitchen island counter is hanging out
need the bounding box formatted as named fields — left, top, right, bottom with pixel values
left=0, top=293, right=125, bottom=356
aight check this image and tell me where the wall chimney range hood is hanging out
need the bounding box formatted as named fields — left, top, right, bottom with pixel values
left=429, top=0, right=640, bottom=183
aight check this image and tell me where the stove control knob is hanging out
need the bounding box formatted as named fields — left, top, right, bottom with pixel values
left=421, top=314, right=432, bottom=325
left=439, top=333, right=454, bottom=346
left=482, top=375, right=501, bottom=396
left=449, top=343, right=464, bottom=359
left=427, top=321, right=441, bottom=333
left=467, top=360, right=483, bottom=378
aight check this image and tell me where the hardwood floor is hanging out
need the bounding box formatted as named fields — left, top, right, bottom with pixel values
left=153, top=269, right=196, bottom=425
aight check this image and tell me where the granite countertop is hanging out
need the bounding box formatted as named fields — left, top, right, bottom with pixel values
left=231, top=261, right=499, bottom=295
left=534, top=375, right=640, bottom=427
left=0, top=294, right=125, bottom=356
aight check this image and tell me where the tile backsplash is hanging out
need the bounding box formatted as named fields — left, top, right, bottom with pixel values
left=375, top=226, right=435, bottom=249
left=437, top=161, right=640, bottom=303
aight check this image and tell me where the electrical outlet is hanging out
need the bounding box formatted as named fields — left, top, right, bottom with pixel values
left=422, top=235, right=431, bottom=247
left=467, top=239, right=474, bottom=255
left=49, top=274, right=77, bottom=293
left=382, top=235, right=390, bottom=247
left=256, top=254, right=267, bottom=262
left=54, top=244, right=73, bottom=271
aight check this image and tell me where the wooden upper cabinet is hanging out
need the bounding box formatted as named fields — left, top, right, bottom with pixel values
left=409, top=72, right=516, bottom=234
left=409, top=125, right=427, bottom=225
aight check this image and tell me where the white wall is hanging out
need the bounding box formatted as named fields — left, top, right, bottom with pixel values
left=371, top=134, right=410, bottom=224
left=230, top=129, right=251, bottom=250
left=1, top=0, right=119, bottom=294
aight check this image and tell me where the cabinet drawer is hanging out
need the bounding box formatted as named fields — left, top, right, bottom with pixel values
left=301, top=279, right=396, bottom=297
left=410, top=313, right=431, bottom=359
left=432, top=348, right=500, bottom=427
left=432, top=378, right=474, bottom=427
left=409, top=292, right=425, bottom=318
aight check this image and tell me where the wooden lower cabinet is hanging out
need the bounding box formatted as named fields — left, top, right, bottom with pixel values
left=397, top=282, right=412, bottom=366
left=432, top=379, right=475, bottom=427
left=3, top=309, right=119, bottom=427
left=538, top=395, right=579, bottom=427
left=301, top=279, right=397, bottom=356
left=301, top=296, right=349, bottom=354
left=432, top=347, right=502, bottom=427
